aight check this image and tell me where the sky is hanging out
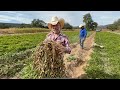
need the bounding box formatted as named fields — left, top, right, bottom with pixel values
left=0, top=11, right=120, bottom=26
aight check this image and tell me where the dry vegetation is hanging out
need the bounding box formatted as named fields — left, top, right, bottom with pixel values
left=33, top=40, right=66, bottom=78
left=0, top=28, right=79, bottom=34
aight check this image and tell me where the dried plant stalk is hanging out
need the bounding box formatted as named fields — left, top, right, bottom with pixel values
left=33, top=40, right=66, bottom=78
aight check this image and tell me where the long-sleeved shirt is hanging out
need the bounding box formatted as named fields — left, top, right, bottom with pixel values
left=79, top=28, right=87, bottom=38
left=44, top=31, right=71, bottom=54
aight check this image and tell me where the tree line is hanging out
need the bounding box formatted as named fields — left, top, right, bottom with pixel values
left=0, top=19, right=73, bottom=29
left=107, top=19, right=120, bottom=31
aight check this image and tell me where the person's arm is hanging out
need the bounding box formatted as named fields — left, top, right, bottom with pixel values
left=83, top=29, right=87, bottom=38
left=85, top=29, right=87, bottom=37
left=64, top=37, right=71, bottom=54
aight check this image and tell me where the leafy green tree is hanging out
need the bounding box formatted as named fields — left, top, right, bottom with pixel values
left=83, top=13, right=98, bottom=31
left=107, top=24, right=118, bottom=31
left=31, top=19, right=46, bottom=28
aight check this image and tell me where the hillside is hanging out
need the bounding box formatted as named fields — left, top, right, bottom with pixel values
left=97, top=25, right=108, bottom=29
left=0, top=22, right=29, bottom=27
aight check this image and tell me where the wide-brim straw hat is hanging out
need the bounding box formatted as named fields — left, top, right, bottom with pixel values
left=48, top=16, right=65, bottom=30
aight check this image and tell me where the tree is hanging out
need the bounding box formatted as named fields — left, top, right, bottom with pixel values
left=107, top=18, right=120, bottom=31
left=19, top=23, right=26, bottom=28
left=91, top=22, right=98, bottom=30
left=107, top=24, right=118, bottom=31
left=0, top=23, right=10, bottom=29
left=83, top=13, right=98, bottom=31
left=31, top=19, right=46, bottom=28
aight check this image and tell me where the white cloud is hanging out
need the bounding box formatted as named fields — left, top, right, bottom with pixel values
left=0, top=11, right=120, bottom=26
left=0, top=12, right=32, bottom=24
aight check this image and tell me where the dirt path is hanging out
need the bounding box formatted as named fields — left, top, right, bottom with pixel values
left=64, top=32, right=96, bottom=78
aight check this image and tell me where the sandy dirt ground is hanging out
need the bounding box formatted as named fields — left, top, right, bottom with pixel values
left=64, top=32, right=96, bottom=78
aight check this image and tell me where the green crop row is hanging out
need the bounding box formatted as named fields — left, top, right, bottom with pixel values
left=85, top=32, right=120, bottom=79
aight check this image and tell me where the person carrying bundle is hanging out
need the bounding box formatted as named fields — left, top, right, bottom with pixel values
left=44, top=16, right=71, bottom=54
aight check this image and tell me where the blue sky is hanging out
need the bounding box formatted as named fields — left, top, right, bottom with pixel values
left=0, top=11, right=120, bottom=26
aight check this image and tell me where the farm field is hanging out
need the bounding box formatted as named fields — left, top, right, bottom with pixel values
left=0, top=29, right=92, bottom=78
left=85, top=32, right=120, bottom=79
left=1, top=11, right=120, bottom=79
left=0, top=28, right=78, bottom=34
left=1, top=28, right=120, bottom=79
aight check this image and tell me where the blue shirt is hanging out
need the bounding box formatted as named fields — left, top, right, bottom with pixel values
left=79, top=28, right=87, bottom=38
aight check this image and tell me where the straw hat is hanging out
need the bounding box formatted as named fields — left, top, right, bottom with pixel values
left=48, top=16, right=65, bottom=29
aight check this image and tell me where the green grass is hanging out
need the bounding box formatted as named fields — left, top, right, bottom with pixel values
left=14, top=28, right=50, bottom=33
left=0, top=33, right=47, bottom=56
left=67, top=55, right=76, bottom=62
left=85, top=32, right=120, bottom=79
